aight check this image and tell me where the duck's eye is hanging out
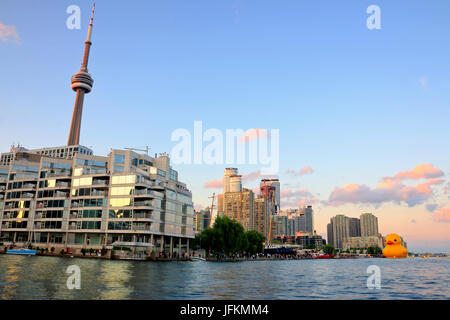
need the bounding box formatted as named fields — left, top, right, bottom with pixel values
left=394, top=239, right=397, bottom=242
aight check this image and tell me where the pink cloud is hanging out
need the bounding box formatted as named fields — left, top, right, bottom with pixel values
left=328, top=178, right=445, bottom=207
left=444, top=182, right=450, bottom=194
left=237, top=129, right=270, bottom=143
left=286, top=166, right=314, bottom=176
left=194, top=203, right=204, bottom=210
left=328, top=164, right=446, bottom=207
left=280, top=189, right=318, bottom=208
left=0, top=22, right=20, bottom=44
left=384, top=163, right=444, bottom=181
left=242, top=170, right=278, bottom=183
left=204, top=179, right=223, bottom=189
left=433, top=208, right=450, bottom=223
left=204, top=170, right=278, bottom=189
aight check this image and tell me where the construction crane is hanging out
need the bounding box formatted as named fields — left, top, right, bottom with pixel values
left=267, top=188, right=275, bottom=247
left=195, top=193, right=216, bottom=231
left=124, top=146, right=150, bottom=155
left=208, top=193, right=216, bottom=228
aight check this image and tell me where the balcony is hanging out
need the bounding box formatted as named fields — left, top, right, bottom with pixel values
left=23, top=183, right=37, bottom=189
left=133, top=213, right=152, bottom=219
left=91, top=190, right=107, bottom=196
left=134, top=201, right=153, bottom=208
left=55, top=181, right=70, bottom=188
left=2, top=214, right=29, bottom=220
left=132, top=225, right=151, bottom=231
left=21, top=193, right=35, bottom=199
left=54, top=191, right=69, bottom=198
left=90, top=168, right=108, bottom=175
left=1, top=224, right=27, bottom=230
left=12, top=174, right=38, bottom=181
left=134, top=189, right=155, bottom=197
left=47, top=171, right=71, bottom=178
left=33, top=226, right=63, bottom=230
left=92, top=179, right=108, bottom=186
left=5, top=203, right=31, bottom=210
left=136, top=178, right=154, bottom=186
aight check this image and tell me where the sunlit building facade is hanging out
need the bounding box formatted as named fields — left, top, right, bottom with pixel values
left=360, top=213, right=379, bottom=237
left=0, top=148, right=194, bottom=258
left=254, top=195, right=270, bottom=240
left=223, top=188, right=254, bottom=231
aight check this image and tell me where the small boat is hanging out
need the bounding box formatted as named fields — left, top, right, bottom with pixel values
left=314, top=254, right=334, bottom=259
left=6, top=249, right=37, bottom=256
left=191, top=256, right=206, bottom=261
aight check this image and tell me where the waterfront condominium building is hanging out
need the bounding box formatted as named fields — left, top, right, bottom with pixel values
left=0, top=148, right=195, bottom=258
left=277, top=206, right=315, bottom=237
left=223, top=168, right=238, bottom=194
left=327, top=223, right=333, bottom=247
left=298, top=205, right=314, bottom=235
left=0, top=5, right=196, bottom=260
left=348, top=217, right=361, bottom=237
left=343, top=235, right=384, bottom=250
left=194, top=209, right=211, bottom=232
left=273, top=214, right=288, bottom=238
left=329, top=214, right=350, bottom=249
left=260, top=179, right=280, bottom=214
left=360, top=213, right=379, bottom=237
left=254, top=195, right=270, bottom=240
left=223, top=188, right=254, bottom=231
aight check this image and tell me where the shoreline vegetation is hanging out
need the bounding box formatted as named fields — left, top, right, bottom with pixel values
left=1, top=216, right=447, bottom=261
left=193, top=216, right=386, bottom=261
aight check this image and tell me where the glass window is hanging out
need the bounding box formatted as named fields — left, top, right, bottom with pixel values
left=114, top=165, right=124, bottom=173
left=109, top=209, right=132, bottom=218
left=114, top=154, right=125, bottom=164
left=111, top=186, right=134, bottom=196
left=111, top=175, right=136, bottom=185
left=110, top=198, right=132, bottom=207
left=74, top=168, right=83, bottom=176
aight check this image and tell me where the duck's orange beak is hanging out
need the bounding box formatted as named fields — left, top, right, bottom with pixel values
left=386, top=240, right=394, bottom=245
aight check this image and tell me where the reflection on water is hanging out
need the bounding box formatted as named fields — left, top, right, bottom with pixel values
left=0, top=255, right=449, bottom=299
left=98, top=261, right=133, bottom=299
left=0, top=258, right=21, bottom=300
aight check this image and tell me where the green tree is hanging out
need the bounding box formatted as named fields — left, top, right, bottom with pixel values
left=373, top=246, right=382, bottom=255
left=196, top=216, right=257, bottom=256
left=245, top=230, right=265, bottom=255
left=213, top=216, right=247, bottom=255
left=322, top=244, right=335, bottom=255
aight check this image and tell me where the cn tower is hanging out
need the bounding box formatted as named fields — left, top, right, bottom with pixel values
left=67, top=3, right=95, bottom=146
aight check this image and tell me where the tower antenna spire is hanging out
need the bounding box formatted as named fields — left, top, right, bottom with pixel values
left=67, top=2, right=96, bottom=146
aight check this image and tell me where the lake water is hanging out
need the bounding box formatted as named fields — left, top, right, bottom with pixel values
left=0, top=255, right=448, bottom=299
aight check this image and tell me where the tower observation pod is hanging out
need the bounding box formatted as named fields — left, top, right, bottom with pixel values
left=67, top=3, right=96, bottom=146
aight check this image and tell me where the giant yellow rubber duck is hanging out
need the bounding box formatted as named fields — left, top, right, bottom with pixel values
left=382, top=233, right=408, bottom=258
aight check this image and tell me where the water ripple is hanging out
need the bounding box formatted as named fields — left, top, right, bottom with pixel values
left=0, top=256, right=449, bottom=299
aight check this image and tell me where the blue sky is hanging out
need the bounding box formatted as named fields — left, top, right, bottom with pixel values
left=1, top=0, right=449, bottom=252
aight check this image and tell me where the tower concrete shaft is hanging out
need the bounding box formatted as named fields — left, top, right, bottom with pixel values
left=67, top=3, right=95, bottom=146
